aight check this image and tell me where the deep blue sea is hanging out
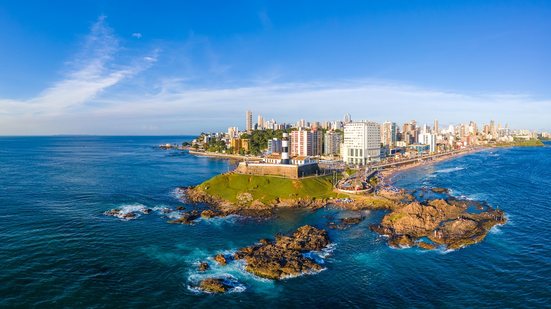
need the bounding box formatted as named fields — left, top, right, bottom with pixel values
left=1, top=136, right=550, bottom=308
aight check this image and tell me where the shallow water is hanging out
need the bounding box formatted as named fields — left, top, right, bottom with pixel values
left=1, top=137, right=550, bottom=307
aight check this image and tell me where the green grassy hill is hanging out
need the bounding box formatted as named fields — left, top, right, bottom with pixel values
left=197, top=173, right=338, bottom=204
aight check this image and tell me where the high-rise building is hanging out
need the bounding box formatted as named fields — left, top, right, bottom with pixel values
left=381, top=121, right=397, bottom=147
left=418, top=129, right=437, bottom=153
left=434, top=120, right=439, bottom=134
left=402, top=121, right=417, bottom=145
left=290, top=128, right=322, bottom=157
left=341, top=121, right=381, bottom=165
left=246, top=110, right=253, bottom=132
left=257, top=114, right=264, bottom=130
left=323, top=131, right=342, bottom=155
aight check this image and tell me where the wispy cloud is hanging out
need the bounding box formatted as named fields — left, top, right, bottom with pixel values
left=0, top=16, right=156, bottom=118
left=132, top=32, right=142, bottom=39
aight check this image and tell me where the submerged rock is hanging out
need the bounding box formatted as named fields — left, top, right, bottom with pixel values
left=224, top=225, right=330, bottom=280
left=431, top=187, right=449, bottom=194
left=328, top=216, right=365, bottom=230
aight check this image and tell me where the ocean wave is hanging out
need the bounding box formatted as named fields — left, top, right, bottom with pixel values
left=435, top=167, right=465, bottom=174
left=103, top=203, right=151, bottom=220
left=198, top=214, right=242, bottom=225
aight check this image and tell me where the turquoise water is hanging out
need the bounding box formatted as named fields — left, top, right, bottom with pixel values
left=1, top=136, right=550, bottom=307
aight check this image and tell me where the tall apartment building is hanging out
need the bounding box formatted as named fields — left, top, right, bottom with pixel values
left=290, top=128, right=322, bottom=157
left=257, top=114, right=264, bottom=130
left=418, top=131, right=437, bottom=153
left=323, top=131, right=342, bottom=155
left=246, top=110, right=253, bottom=132
left=402, top=121, right=417, bottom=145
left=381, top=121, right=397, bottom=148
left=341, top=121, right=381, bottom=165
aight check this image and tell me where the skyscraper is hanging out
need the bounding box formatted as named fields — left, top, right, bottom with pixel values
left=434, top=120, right=439, bottom=134
left=381, top=121, right=397, bottom=147
left=257, top=114, right=263, bottom=130
left=246, top=110, right=253, bottom=132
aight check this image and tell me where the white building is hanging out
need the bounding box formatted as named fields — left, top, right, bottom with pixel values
left=418, top=132, right=437, bottom=153
left=341, top=121, right=381, bottom=165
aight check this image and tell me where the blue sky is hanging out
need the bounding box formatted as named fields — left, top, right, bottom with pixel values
left=0, top=0, right=550, bottom=135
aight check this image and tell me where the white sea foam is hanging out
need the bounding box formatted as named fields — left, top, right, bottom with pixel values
left=198, top=214, right=241, bottom=225
left=104, top=203, right=150, bottom=220
left=435, top=167, right=465, bottom=173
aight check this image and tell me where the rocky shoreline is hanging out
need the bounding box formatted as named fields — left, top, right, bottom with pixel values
left=370, top=197, right=506, bottom=250
left=194, top=225, right=331, bottom=293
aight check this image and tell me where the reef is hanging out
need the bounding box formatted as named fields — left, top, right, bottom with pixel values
left=214, top=225, right=330, bottom=280
left=370, top=197, right=506, bottom=250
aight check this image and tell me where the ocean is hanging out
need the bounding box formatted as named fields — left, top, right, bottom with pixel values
left=1, top=136, right=550, bottom=307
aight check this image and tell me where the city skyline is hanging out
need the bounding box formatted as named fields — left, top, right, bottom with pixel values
left=1, top=1, right=550, bottom=135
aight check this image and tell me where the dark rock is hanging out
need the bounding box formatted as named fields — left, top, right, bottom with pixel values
left=198, top=262, right=209, bottom=272
left=167, top=210, right=200, bottom=224
left=176, top=206, right=185, bottom=211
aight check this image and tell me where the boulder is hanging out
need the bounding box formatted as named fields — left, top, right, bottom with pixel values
left=198, top=278, right=230, bottom=293
left=214, top=254, right=228, bottom=265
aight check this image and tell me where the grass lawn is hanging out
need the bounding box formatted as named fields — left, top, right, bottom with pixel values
left=197, top=173, right=338, bottom=204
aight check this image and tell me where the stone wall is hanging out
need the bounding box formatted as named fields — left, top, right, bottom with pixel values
left=235, top=162, right=319, bottom=179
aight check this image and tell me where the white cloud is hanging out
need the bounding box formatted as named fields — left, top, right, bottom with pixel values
left=0, top=16, right=156, bottom=119
left=132, top=32, right=143, bottom=39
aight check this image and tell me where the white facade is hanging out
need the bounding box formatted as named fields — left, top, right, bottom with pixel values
left=418, top=132, right=437, bottom=153
left=342, top=121, right=381, bottom=165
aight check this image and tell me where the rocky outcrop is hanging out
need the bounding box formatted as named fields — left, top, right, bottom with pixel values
left=216, top=225, right=330, bottom=280
left=214, top=254, right=228, bottom=265
left=198, top=278, right=231, bottom=293
left=371, top=198, right=506, bottom=250
left=167, top=210, right=200, bottom=224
